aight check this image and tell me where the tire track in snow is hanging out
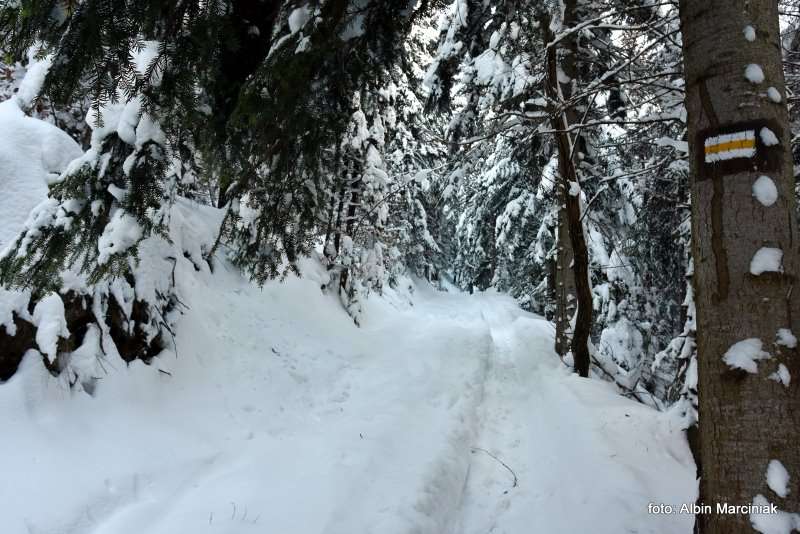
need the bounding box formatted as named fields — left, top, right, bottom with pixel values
left=317, top=295, right=496, bottom=534
left=452, top=295, right=696, bottom=534
left=453, top=298, right=533, bottom=534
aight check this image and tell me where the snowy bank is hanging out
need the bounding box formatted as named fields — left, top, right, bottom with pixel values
left=0, top=245, right=697, bottom=533
left=0, top=99, right=81, bottom=250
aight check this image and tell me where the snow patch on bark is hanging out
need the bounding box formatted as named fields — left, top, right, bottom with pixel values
left=769, top=364, right=791, bottom=388
left=767, top=87, right=782, bottom=103
left=745, top=64, right=765, bottom=84
left=767, top=460, right=791, bottom=498
left=750, top=494, right=800, bottom=534
left=753, top=176, right=778, bottom=206
left=760, top=127, right=780, bottom=146
left=776, top=328, right=797, bottom=348
left=750, top=247, right=783, bottom=275
left=722, top=338, right=770, bottom=373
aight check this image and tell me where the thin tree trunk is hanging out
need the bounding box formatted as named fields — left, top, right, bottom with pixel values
left=555, top=203, right=577, bottom=357
left=323, top=146, right=344, bottom=264
left=679, top=1, right=800, bottom=531
left=543, top=4, right=592, bottom=377
left=331, top=181, right=347, bottom=261
left=340, top=172, right=362, bottom=295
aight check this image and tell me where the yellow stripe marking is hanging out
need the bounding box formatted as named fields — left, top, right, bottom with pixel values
left=704, top=138, right=756, bottom=155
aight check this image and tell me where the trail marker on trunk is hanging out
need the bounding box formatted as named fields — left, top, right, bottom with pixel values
left=704, top=130, right=755, bottom=162
left=698, top=120, right=782, bottom=178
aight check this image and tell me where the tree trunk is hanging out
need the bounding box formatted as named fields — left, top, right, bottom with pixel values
left=543, top=2, right=592, bottom=377
left=555, top=206, right=577, bottom=357
left=679, top=1, right=800, bottom=531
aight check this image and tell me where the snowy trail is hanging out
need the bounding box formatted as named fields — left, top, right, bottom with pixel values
left=455, top=298, right=696, bottom=533
left=0, top=261, right=696, bottom=534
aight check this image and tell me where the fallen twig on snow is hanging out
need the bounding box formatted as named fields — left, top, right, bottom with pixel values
left=471, top=447, right=518, bottom=491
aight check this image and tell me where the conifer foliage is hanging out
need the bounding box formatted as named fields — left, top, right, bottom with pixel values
left=0, top=0, right=447, bottom=375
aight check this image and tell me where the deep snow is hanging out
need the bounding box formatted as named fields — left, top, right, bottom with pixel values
left=0, top=88, right=696, bottom=533
left=0, top=99, right=81, bottom=250
left=0, top=251, right=696, bottom=534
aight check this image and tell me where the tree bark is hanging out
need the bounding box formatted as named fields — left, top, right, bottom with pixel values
left=679, top=1, right=800, bottom=531
left=555, top=202, right=577, bottom=357
left=543, top=3, right=592, bottom=377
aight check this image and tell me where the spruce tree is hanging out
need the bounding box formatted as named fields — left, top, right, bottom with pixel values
left=0, top=0, right=449, bottom=371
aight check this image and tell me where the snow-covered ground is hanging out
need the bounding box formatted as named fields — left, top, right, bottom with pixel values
left=0, top=249, right=697, bottom=533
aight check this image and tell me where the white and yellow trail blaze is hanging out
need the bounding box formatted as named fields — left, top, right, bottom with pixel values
left=704, top=130, right=756, bottom=163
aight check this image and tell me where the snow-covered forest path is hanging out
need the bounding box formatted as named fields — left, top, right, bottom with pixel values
left=0, top=259, right=696, bottom=534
